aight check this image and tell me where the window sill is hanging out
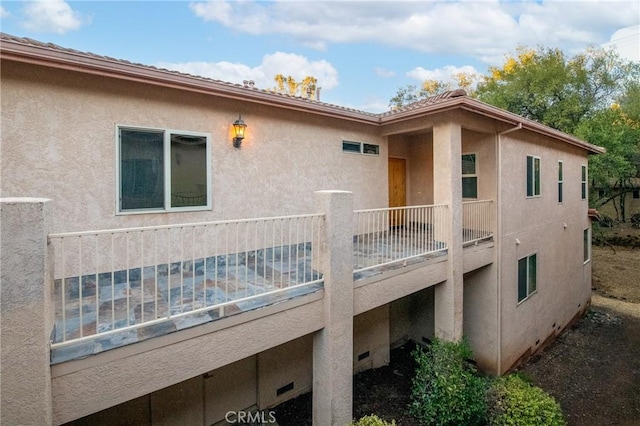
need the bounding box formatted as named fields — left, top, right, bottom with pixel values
left=517, top=290, right=537, bottom=306
left=116, top=205, right=212, bottom=216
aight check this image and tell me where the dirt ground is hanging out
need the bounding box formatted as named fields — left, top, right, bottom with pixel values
left=520, top=225, right=640, bottom=426
left=273, top=227, right=640, bottom=426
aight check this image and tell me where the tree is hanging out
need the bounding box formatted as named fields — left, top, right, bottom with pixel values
left=388, top=72, right=480, bottom=109
left=475, top=46, right=639, bottom=135
left=576, top=92, right=640, bottom=221
left=273, top=74, right=318, bottom=99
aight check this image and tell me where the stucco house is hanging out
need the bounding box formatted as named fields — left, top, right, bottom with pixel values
left=0, top=33, right=603, bottom=426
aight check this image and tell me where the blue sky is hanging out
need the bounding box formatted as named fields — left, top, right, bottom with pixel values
left=1, top=1, right=639, bottom=112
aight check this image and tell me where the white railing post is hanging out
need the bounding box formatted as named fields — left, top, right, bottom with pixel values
left=0, top=198, right=54, bottom=424
left=313, top=190, right=353, bottom=426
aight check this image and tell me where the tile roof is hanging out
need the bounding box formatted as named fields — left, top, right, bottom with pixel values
left=0, top=32, right=382, bottom=118
left=1, top=32, right=604, bottom=154
left=0, top=32, right=465, bottom=119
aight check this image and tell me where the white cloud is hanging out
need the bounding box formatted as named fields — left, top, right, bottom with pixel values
left=602, top=25, right=640, bottom=62
left=407, top=65, right=481, bottom=84
left=189, top=0, right=640, bottom=65
left=375, top=67, right=396, bottom=78
left=158, top=52, right=339, bottom=92
left=1, top=6, right=9, bottom=18
left=189, top=0, right=233, bottom=23
left=22, top=0, right=88, bottom=34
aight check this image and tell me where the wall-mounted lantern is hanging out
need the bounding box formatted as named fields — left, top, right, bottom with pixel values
left=232, top=115, right=247, bottom=148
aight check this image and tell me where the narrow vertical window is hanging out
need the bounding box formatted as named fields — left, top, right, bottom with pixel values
left=558, top=161, right=563, bottom=203
left=518, top=253, right=537, bottom=303
left=584, top=228, right=591, bottom=263
left=581, top=165, right=587, bottom=200
left=518, top=257, right=528, bottom=302
left=462, top=153, right=478, bottom=198
left=527, top=156, right=541, bottom=197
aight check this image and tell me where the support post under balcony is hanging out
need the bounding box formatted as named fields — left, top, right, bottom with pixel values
left=0, top=198, right=54, bottom=425
left=432, top=121, right=464, bottom=341
left=313, top=190, right=353, bottom=426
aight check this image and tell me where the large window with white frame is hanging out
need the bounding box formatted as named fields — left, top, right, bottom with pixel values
left=517, top=253, right=537, bottom=303
left=462, top=153, right=478, bottom=198
left=581, top=164, right=587, bottom=200
left=558, top=161, right=564, bottom=203
left=117, top=126, right=211, bottom=213
left=527, top=156, right=541, bottom=197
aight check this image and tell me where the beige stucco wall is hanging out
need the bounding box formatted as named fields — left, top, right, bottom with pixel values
left=463, top=264, right=499, bottom=374
left=0, top=199, right=54, bottom=425
left=65, top=305, right=395, bottom=425
left=52, top=294, right=324, bottom=424
left=353, top=305, right=390, bottom=373
left=498, top=131, right=592, bottom=372
left=1, top=61, right=386, bottom=233
left=462, top=129, right=497, bottom=202
left=258, top=335, right=313, bottom=409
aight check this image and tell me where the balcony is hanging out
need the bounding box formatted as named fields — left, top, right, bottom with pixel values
left=47, top=200, right=493, bottom=364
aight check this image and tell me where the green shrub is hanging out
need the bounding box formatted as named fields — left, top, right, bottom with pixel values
left=409, top=338, right=487, bottom=426
left=351, top=414, right=396, bottom=426
left=487, top=374, right=565, bottom=426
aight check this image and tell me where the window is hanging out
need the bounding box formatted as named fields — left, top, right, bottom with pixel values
left=342, top=141, right=361, bottom=153
left=584, top=228, right=591, bottom=263
left=342, top=140, right=379, bottom=155
left=462, top=153, right=478, bottom=198
left=518, top=253, right=537, bottom=303
left=581, top=165, right=587, bottom=200
left=526, top=156, right=541, bottom=197
left=598, top=189, right=606, bottom=198
left=558, top=161, right=563, bottom=203
left=633, top=190, right=639, bottom=199
left=118, top=126, right=210, bottom=213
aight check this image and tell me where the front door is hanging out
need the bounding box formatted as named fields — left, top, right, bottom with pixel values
left=388, top=157, right=406, bottom=227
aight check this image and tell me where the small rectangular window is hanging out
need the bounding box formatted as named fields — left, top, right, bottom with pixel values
left=558, top=161, right=563, bottom=203
left=527, top=156, right=541, bottom=197
left=518, top=253, right=537, bottom=303
left=633, top=190, right=639, bottom=199
left=363, top=143, right=380, bottom=155
left=584, top=228, right=591, bottom=263
left=342, top=141, right=379, bottom=155
left=118, top=126, right=210, bottom=213
left=581, top=165, right=587, bottom=200
left=462, top=153, right=478, bottom=198
left=342, top=141, right=361, bottom=153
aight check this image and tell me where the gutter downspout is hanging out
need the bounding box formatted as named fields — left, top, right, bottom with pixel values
left=496, top=122, right=522, bottom=375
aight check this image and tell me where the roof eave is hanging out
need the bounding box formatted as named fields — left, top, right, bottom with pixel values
left=380, top=96, right=605, bottom=155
